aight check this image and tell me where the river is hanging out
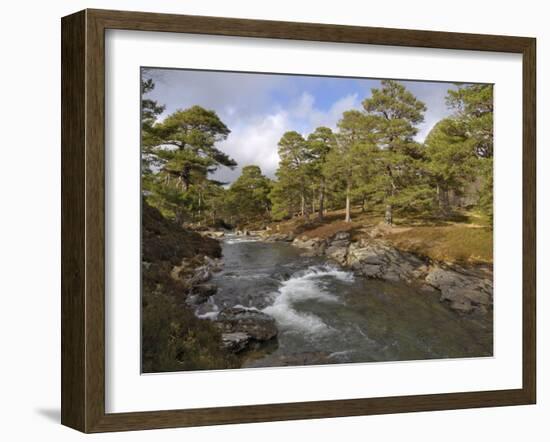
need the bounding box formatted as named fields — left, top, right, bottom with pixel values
left=194, top=234, right=493, bottom=368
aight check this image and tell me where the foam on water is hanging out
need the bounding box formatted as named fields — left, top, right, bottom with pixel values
left=197, top=310, right=219, bottom=320
left=263, top=265, right=354, bottom=335
left=232, top=304, right=261, bottom=312
left=224, top=236, right=261, bottom=245
left=196, top=299, right=220, bottom=320
left=293, top=264, right=355, bottom=283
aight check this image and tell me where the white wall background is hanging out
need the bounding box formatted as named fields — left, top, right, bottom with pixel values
left=0, top=0, right=547, bottom=440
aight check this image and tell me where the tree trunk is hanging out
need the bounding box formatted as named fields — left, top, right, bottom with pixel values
left=318, top=179, right=325, bottom=219
left=300, top=192, right=309, bottom=219
left=384, top=204, right=393, bottom=225
left=385, top=165, right=395, bottom=225
left=181, top=166, right=191, bottom=191
left=442, top=189, right=450, bottom=213
left=436, top=183, right=450, bottom=216
left=197, top=191, right=202, bottom=226
left=345, top=179, right=352, bottom=223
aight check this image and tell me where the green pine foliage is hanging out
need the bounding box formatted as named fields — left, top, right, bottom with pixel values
left=141, top=75, right=237, bottom=224
left=226, top=165, right=272, bottom=226
left=361, top=80, right=431, bottom=223
left=307, top=127, right=336, bottom=219
left=141, top=77, right=493, bottom=228
left=446, top=84, right=494, bottom=219
left=270, top=131, right=312, bottom=220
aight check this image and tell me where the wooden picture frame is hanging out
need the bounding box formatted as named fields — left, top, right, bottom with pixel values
left=61, top=8, right=536, bottom=433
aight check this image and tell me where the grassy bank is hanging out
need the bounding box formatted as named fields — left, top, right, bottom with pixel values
left=266, top=208, right=493, bottom=265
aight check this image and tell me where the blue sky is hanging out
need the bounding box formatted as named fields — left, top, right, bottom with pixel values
left=143, top=68, right=464, bottom=184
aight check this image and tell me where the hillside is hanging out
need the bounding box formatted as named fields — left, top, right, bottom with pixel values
left=141, top=200, right=238, bottom=373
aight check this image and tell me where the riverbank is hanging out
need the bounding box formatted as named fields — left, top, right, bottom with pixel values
left=141, top=200, right=240, bottom=373
left=141, top=202, right=281, bottom=372
left=253, top=211, right=493, bottom=316
left=259, top=208, right=493, bottom=264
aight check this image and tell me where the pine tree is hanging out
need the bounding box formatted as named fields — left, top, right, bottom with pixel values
left=307, top=127, right=336, bottom=219
left=424, top=118, right=477, bottom=214
left=447, top=84, right=493, bottom=158
left=140, top=76, right=165, bottom=174
left=362, top=80, right=428, bottom=224
left=156, top=106, right=236, bottom=189
left=228, top=165, right=272, bottom=225
left=324, top=111, right=379, bottom=222
left=446, top=84, right=493, bottom=219
left=142, top=104, right=237, bottom=222
left=272, top=131, right=311, bottom=219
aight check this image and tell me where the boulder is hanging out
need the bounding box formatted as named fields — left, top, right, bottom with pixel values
left=265, top=232, right=295, bottom=242
left=293, top=236, right=325, bottom=251
left=440, top=288, right=491, bottom=306
left=215, top=307, right=278, bottom=342
left=347, top=241, right=387, bottom=267
left=186, top=283, right=218, bottom=306
left=327, top=232, right=351, bottom=249
left=249, top=230, right=266, bottom=236
left=325, top=245, right=348, bottom=264
left=345, top=239, right=423, bottom=282
left=356, top=263, right=382, bottom=278
left=203, top=255, right=223, bottom=273
left=425, top=265, right=493, bottom=314
left=426, top=266, right=466, bottom=288
left=193, top=283, right=217, bottom=301
left=201, top=231, right=225, bottom=239
left=332, top=231, right=351, bottom=241
left=188, top=266, right=212, bottom=285
left=449, top=299, right=475, bottom=313
left=322, top=231, right=353, bottom=264
left=221, top=332, right=250, bottom=352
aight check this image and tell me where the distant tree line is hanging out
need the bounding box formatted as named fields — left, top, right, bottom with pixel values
left=142, top=77, right=493, bottom=228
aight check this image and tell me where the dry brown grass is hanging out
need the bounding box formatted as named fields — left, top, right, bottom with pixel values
left=384, top=225, right=493, bottom=264
left=267, top=207, right=493, bottom=265
left=300, top=221, right=356, bottom=240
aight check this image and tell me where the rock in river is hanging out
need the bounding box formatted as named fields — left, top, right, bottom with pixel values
left=215, top=307, right=278, bottom=352
left=425, top=265, right=493, bottom=314
left=186, top=283, right=218, bottom=305
left=292, top=236, right=327, bottom=257
left=325, top=231, right=351, bottom=264
left=345, top=239, right=424, bottom=282
left=264, top=232, right=295, bottom=242
left=221, top=332, right=250, bottom=352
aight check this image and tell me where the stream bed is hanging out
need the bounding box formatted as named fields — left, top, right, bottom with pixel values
left=195, top=234, right=493, bottom=368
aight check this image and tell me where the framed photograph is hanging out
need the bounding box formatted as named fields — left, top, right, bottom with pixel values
left=61, top=9, right=536, bottom=433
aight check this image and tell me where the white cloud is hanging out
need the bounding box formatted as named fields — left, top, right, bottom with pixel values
left=286, top=91, right=361, bottom=131
left=213, top=92, right=362, bottom=183
left=310, top=93, right=361, bottom=130
left=214, top=112, right=288, bottom=182
left=146, top=68, right=289, bottom=123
